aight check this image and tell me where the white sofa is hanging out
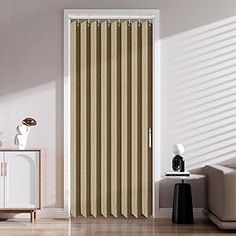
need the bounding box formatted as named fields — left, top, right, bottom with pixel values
left=204, top=165, right=236, bottom=229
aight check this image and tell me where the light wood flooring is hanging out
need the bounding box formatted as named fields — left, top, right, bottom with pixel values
left=0, top=218, right=234, bottom=235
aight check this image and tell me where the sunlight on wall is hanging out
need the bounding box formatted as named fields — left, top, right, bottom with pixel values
left=161, top=16, right=236, bottom=172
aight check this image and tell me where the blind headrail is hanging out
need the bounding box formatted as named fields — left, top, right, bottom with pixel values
left=69, top=15, right=156, bottom=20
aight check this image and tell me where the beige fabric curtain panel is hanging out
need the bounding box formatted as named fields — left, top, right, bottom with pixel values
left=70, top=19, right=153, bottom=218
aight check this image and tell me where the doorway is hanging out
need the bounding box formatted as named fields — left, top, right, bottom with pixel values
left=64, top=9, right=160, bottom=218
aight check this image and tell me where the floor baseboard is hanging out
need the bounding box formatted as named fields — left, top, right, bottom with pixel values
left=157, top=208, right=206, bottom=219
left=0, top=208, right=206, bottom=220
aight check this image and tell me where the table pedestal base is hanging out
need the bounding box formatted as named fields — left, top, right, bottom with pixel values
left=172, top=183, right=193, bottom=224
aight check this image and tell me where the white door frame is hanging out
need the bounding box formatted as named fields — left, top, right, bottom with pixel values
left=63, top=9, right=161, bottom=217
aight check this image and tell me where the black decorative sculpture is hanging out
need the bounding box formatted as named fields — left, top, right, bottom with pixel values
left=172, top=144, right=185, bottom=172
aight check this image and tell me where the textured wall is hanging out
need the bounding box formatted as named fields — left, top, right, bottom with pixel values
left=0, top=0, right=235, bottom=210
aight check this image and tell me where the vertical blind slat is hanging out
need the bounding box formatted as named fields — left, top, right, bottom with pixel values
left=137, top=22, right=143, bottom=217
left=70, top=21, right=79, bottom=217
left=110, top=21, right=117, bottom=217
left=127, top=22, right=132, bottom=217
left=97, top=22, right=102, bottom=216
left=80, top=21, right=89, bottom=217
left=131, top=21, right=141, bottom=218
left=101, top=21, right=109, bottom=217
left=121, top=21, right=131, bottom=218
left=148, top=22, right=153, bottom=216
left=107, top=22, right=112, bottom=217
left=141, top=21, right=149, bottom=218
left=76, top=22, right=81, bottom=216
left=117, top=22, right=122, bottom=217
left=111, top=22, right=121, bottom=218
left=90, top=21, right=98, bottom=217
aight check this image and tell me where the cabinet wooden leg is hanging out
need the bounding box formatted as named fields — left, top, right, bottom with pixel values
left=33, top=211, right=36, bottom=220
left=30, top=211, right=34, bottom=222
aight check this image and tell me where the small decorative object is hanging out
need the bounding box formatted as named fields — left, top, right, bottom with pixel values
left=16, top=117, right=37, bottom=150
left=22, top=117, right=37, bottom=127
left=172, top=144, right=185, bottom=172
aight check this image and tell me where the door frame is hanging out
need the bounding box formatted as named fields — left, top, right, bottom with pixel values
left=63, top=9, right=161, bottom=217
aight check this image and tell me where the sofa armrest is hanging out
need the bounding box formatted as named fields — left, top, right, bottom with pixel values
left=204, top=165, right=236, bottom=221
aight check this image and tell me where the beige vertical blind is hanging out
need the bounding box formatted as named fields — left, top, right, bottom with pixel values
left=71, top=19, right=153, bottom=218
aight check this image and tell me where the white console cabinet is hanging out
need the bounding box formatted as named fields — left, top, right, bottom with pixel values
left=0, top=150, right=43, bottom=222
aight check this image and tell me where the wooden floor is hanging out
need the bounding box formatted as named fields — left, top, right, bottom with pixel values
left=0, top=218, right=234, bottom=235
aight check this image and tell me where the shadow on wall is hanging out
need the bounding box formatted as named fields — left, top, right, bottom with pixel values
left=160, top=16, right=236, bottom=209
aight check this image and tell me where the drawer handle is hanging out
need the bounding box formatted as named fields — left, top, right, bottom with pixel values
left=148, top=128, right=152, bottom=148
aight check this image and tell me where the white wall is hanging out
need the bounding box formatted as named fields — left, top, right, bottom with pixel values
left=0, top=0, right=235, bottom=214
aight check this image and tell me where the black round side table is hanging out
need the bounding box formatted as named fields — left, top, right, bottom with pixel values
left=164, top=174, right=205, bottom=224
